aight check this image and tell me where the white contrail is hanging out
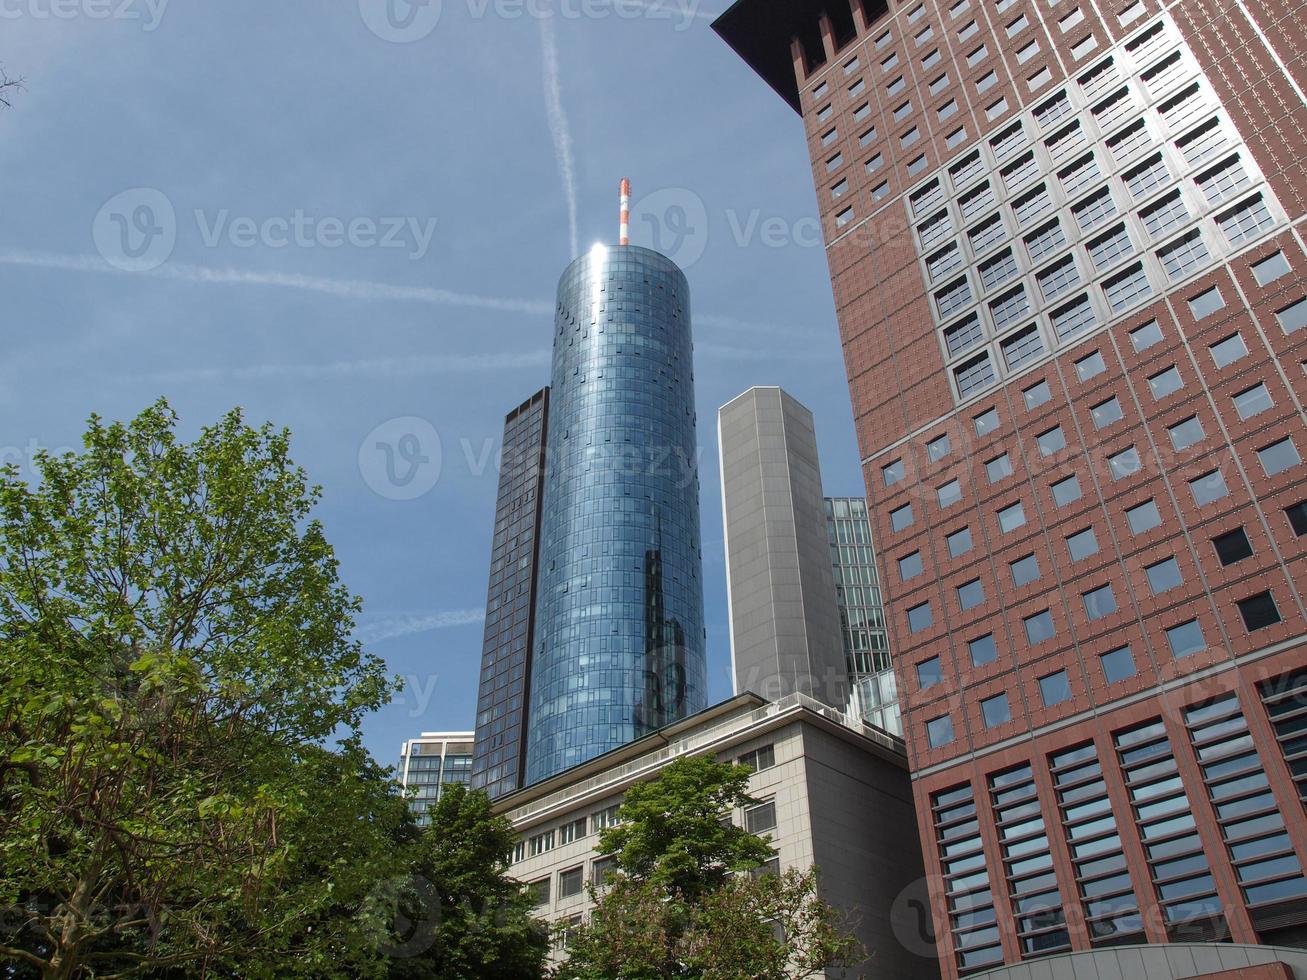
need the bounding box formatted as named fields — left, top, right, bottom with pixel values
left=0, top=250, right=551, bottom=315
left=537, top=18, right=579, bottom=259
left=354, top=608, right=486, bottom=645
left=136, top=350, right=550, bottom=385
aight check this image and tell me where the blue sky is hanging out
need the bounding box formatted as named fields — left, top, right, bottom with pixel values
left=0, top=0, right=863, bottom=768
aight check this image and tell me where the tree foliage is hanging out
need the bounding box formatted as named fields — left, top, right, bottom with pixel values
left=559, top=755, right=864, bottom=979
left=0, top=401, right=410, bottom=978
left=386, top=784, right=549, bottom=980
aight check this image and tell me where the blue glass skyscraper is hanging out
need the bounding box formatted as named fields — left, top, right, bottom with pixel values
left=524, top=243, right=706, bottom=783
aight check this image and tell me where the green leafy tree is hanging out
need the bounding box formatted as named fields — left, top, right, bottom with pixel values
left=596, top=755, right=773, bottom=900
left=386, top=784, right=549, bottom=980
left=0, top=401, right=411, bottom=978
left=558, top=756, right=864, bottom=979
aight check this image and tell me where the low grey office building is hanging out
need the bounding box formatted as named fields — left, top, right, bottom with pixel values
left=494, top=691, right=938, bottom=978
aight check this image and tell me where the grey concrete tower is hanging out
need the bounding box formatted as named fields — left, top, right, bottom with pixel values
left=717, top=387, right=848, bottom=709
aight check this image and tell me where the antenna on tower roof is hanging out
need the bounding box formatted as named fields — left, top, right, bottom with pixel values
left=619, top=177, right=630, bottom=246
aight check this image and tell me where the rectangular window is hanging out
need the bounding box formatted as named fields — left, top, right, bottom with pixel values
left=970, top=214, right=1007, bottom=254
left=1142, top=50, right=1186, bottom=96
left=1024, top=380, right=1052, bottom=409
left=1276, top=298, right=1307, bottom=334
left=1166, top=620, right=1206, bottom=658
left=1037, top=425, right=1067, bottom=456
left=1035, top=92, right=1072, bottom=129
left=1217, top=194, right=1275, bottom=245
left=835, top=207, right=855, bottom=228
left=1051, top=294, right=1097, bottom=340
left=899, top=551, right=924, bottom=580
left=926, top=243, right=962, bottom=282
left=1188, top=286, right=1225, bottom=321
left=559, top=867, right=584, bottom=899
left=1078, top=351, right=1106, bottom=380
left=529, top=878, right=551, bottom=906
left=981, top=693, right=1011, bottom=727
left=1147, top=365, right=1183, bottom=400
left=1025, top=220, right=1066, bottom=264
left=998, top=501, right=1027, bottom=533
left=955, top=352, right=997, bottom=397
left=976, top=70, right=998, bottom=93
left=1024, top=610, right=1055, bottom=644
left=1091, top=396, right=1124, bottom=429
left=1040, top=670, right=1071, bottom=706
left=1145, top=557, right=1183, bottom=595
left=1047, top=121, right=1088, bottom=160
left=830, top=178, right=849, bottom=199
left=1088, top=224, right=1134, bottom=271
left=967, top=44, right=989, bottom=67
left=1002, top=325, right=1046, bottom=370
left=918, top=656, right=943, bottom=688
left=1067, top=527, right=1099, bottom=561
left=1104, top=263, right=1152, bottom=312
left=947, top=526, right=974, bottom=558
left=1071, top=34, right=1098, bottom=59
left=1130, top=319, right=1164, bottom=352
left=1016, top=39, right=1040, bottom=64
left=1237, top=592, right=1281, bottom=631
left=1100, top=645, right=1135, bottom=682
left=951, top=150, right=984, bottom=187
left=1074, top=188, right=1118, bottom=232
left=975, top=408, right=1000, bottom=436
left=969, top=632, right=996, bottom=665
left=1039, top=256, right=1082, bottom=302
left=939, top=479, right=963, bottom=508
left=990, top=286, right=1030, bottom=329
left=1107, top=120, right=1151, bottom=164
left=1108, top=446, right=1141, bottom=480
left=1168, top=415, right=1204, bottom=451
left=1232, top=382, right=1273, bottom=420
left=888, top=75, right=907, bottom=95
left=986, top=453, right=1014, bottom=483
left=1258, top=438, right=1300, bottom=477
left=958, top=578, right=985, bottom=610
left=1197, top=155, right=1251, bottom=206
left=961, top=181, right=996, bottom=221
left=1284, top=501, right=1307, bottom=537
left=944, top=313, right=985, bottom=356
left=1052, top=475, right=1082, bottom=507
left=1011, top=553, right=1040, bottom=587
left=938, top=97, right=958, bottom=121
left=1126, top=499, right=1161, bottom=534
left=1212, top=527, right=1253, bottom=566
left=1125, top=153, right=1170, bottom=201
left=882, top=459, right=904, bottom=486
left=1251, top=251, right=1291, bottom=287
left=923, top=48, right=943, bottom=69
left=895, top=100, right=915, bottom=122
left=737, top=744, right=776, bottom=772
left=745, top=800, right=778, bottom=834
left=1189, top=469, right=1229, bottom=506
left=927, top=715, right=955, bottom=747
left=982, top=249, right=1019, bottom=291
left=1012, top=183, right=1052, bottom=225
left=1060, top=153, right=1101, bottom=197
left=559, top=817, right=587, bottom=845
left=1158, top=82, right=1208, bottom=131
left=1210, top=332, right=1248, bottom=368
left=890, top=503, right=914, bottom=531
left=936, top=277, right=974, bottom=318
left=918, top=211, right=953, bottom=249
left=1002, top=152, right=1040, bottom=192
left=1178, top=117, right=1231, bottom=166
left=1141, top=191, right=1189, bottom=240
left=908, top=601, right=934, bottom=632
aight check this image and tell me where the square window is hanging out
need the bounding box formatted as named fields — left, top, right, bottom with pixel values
left=1130, top=320, right=1164, bottom=352
left=1188, top=286, right=1226, bottom=321
left=931, top=72, right=952, bottom=95
left=1038, top=426, right=1067, bottom=456
left=974, top=408, right=1000, bottom=436
left=958, top=578, right=986, bottom=610
left=883, top=459, right=904, bottom=486
left=888, top=75, right=906, bottom=96
left=956, top=352, right=997, bottom=398
left=998, top=501, right=1027, bottom=533
left=918, top=656, right=944, bottom=688
left=981, top=693, right=1011, bottom=727
left=835, top=207, right=855, bottom=228
left=1024, top=380, right=1052, bottom=409
left=891, top=503, right=915, bottom=531
left=1126, top=498, right=1162, bottom=534
left=1025, top=219, right=1067, bottom=264
left=947, top=526, right=974, bottom=557
left=938, top=479, right=963, bottom=507
left=927, top=714, right=955, bottom=747
left=1091, top=396, right=1124, bottom=429
left=1232, top=382, right=1273, bottom=420
left=1286, top=500, right=1307, bottom=536
left=1040, top=670, right=1072, bottom=706
left=1210, top=332, right=1248, bottom=368
left=559, top=867, right=584, bottom=898
left=1052, top=475, right=1082, bottom=507
left=970, top=633, right=997, bottom=665
left=1276, top=298, right=1307, bottom=334
left=1251, top=251, right=1291, bottom=286
left=908, top=601, right=934, bottom=632
left=1024, top=610, right=1055, bottom=644
left=1189, top=469, right=1229, bottom=506
left=985, top=453, right=1014, bottom=483
left=928, top=434, right=952, bottom=461
left=1011, top=553, right=1040, bottom=587
left=1212, top=527, right=1253, bottom=566
left=745, top=800, right=777, bottom=834
left=1145, top=557, right=1183, bottom=595
left=1258, top=438, right=1300, bottom=477
left=1100, top=644, right=1135, bottom=683
left=1147, top=366, right=1183, bottom=400
left=899, top=550, right=924, bottom=580
left=1108, top=446, right=1141, bottom=480
left=1076, top=351, right=1107, bottom=382
left=1083, top=584, right=1117, bottom=620
left=1004, top=330, right=1042, bottom=374
left=1029, top=66, right=1052, bottom=89
left=1166, top=619, right=1206, bottom=658
left=1237, top=591, right=1281, bottom=631
left=1067, top=527, right=1099, bottom=561
left=1168, top=416, right=1204, bottom=451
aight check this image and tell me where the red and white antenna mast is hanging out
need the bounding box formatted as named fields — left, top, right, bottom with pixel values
left=619, top=177, right=631, bottom=246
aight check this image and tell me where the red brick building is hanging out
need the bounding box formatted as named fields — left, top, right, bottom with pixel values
left=714, top=0, right=1307, bottom=975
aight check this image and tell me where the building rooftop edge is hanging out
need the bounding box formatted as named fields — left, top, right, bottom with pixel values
left=712, top=0, right=827, bottom=114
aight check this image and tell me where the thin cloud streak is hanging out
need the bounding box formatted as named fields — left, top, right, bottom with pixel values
left=355, top=608, right=486, bottom=645
left=537, top=18, right=580, bottom=259
left=0, top=250, right=552, bottom=315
